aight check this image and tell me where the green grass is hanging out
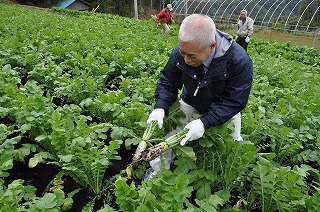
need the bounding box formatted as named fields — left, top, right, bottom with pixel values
left=221, top=25, right=320, bottom=50
left=252, top=28, right=320, bottom=50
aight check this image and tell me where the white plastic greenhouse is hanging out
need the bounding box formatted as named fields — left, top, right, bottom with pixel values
left=172, top=0, right=319, bottom=33
left=166, top=0, right=319, bottom=48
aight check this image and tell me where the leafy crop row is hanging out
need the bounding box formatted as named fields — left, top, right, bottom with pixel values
left=0, top=4, right=319, bottom=211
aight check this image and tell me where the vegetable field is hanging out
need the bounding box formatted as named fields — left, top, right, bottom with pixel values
left=0, top=4, right=319, bottom=212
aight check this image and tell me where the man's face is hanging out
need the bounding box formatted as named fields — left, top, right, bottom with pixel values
left=179, top=41, right=215, bottom=67
left=239, top=12, right=247, bottom=20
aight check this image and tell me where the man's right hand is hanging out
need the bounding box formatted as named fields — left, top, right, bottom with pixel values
left=180, top=119, right=205, bottom=146
left=147, top=108, right=165, bottom=129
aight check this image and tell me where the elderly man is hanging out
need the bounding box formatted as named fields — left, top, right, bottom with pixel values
left=236, top=9, right=254, bottom=51
left=145, top=14, right=253, bottom=180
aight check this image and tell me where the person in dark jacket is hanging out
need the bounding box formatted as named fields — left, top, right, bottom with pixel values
left=144, top=14, right=253, bottom=180
left=155, top=4, right=173, bottom=35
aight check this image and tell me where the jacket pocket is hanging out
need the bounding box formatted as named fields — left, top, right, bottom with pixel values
left=211, top=72, right=228, bottom=81
left=206, top=72, right=228, bottom=99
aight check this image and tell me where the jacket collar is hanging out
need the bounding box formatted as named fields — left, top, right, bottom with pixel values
left=214, top=30, right=233, bottom=58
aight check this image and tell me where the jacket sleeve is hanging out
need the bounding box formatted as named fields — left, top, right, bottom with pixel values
left=155, top=9, right=164, bottom=24
left=200, top=45, right=254, bottom=129
left=247, top=18, right=254, bottom=37
left=154, top=47, right=183, bottom=113
left=236, top=20, right=241, bottom=36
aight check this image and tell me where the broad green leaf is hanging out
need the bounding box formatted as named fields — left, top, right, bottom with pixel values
left=20, top=123, right=31, bottom=133
left=58, top=155, right=74, bottom=163
left=28, top=152, right=54, bottom=168
left=199, top=138, right=214, bottom=147
left=175, top=146, right=196, bottom=161
left=35, top=135, right=47, bottom=141
left=35, top=193, right=57, bottom=209
left=28, top=154, right=44, bottom=168
left=175, top=173, right=189, bottom=190
left=196, top=182, right=211, bottom=200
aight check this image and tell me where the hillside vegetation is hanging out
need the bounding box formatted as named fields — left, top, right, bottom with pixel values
left=0, top=4, right=319, bottom=211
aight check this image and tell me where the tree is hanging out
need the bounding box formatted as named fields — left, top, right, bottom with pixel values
left=17, top=0, right=59, bottom=7
left=299, top=0, right=315, bottom=21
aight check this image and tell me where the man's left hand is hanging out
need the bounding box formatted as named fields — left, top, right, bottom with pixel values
left=180, top=119, right=205, bottom=146
left=245, top=36, right=250, bottom=43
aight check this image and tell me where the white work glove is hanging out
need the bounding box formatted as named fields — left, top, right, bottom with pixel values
left=180, top=119, right=205, bottom=146
left=245, top=36, right=250, bottom=43
left=147, top=108, right=165, bottom=129
left=230, top=113, right=243, bottom=141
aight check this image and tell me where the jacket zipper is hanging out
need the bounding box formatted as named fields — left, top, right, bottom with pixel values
left=193, top=83, right=200, bottom=96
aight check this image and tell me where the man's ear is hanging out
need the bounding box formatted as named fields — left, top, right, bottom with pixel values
left=210, top=41, right=216, bottom=50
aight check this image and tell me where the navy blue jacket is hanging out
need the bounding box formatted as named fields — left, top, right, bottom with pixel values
left=154, top=30, right=253, bottom=129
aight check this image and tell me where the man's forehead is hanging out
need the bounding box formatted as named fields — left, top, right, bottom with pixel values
left=179, top=47, right=197, bottom=56
left=179, top=42, right=201, bottom=54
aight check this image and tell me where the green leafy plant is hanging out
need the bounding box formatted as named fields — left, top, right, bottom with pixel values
left=115, top=171, right=193, bottom=211
left=245, top=157, right=315, bottom=211
left=0, top=179, right=77, bottom=211
left=0, top=3, right=319, bottom=211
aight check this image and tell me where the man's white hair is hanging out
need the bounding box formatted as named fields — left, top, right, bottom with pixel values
left=240, top=9, right=247, bottom=14
left=178, top=14, right=216, bottom=49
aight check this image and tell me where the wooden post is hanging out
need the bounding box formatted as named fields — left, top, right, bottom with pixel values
left=134, top=0, right=138, bottom=20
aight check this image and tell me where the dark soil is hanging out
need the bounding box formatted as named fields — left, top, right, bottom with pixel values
left=5, top=141, right=135, bottom=211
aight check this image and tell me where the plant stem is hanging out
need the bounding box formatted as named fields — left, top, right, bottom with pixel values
left=166, top=129, right=188, bottom=147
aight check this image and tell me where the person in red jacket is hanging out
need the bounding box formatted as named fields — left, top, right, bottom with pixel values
left=156, top=4, right=173, bottom=35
